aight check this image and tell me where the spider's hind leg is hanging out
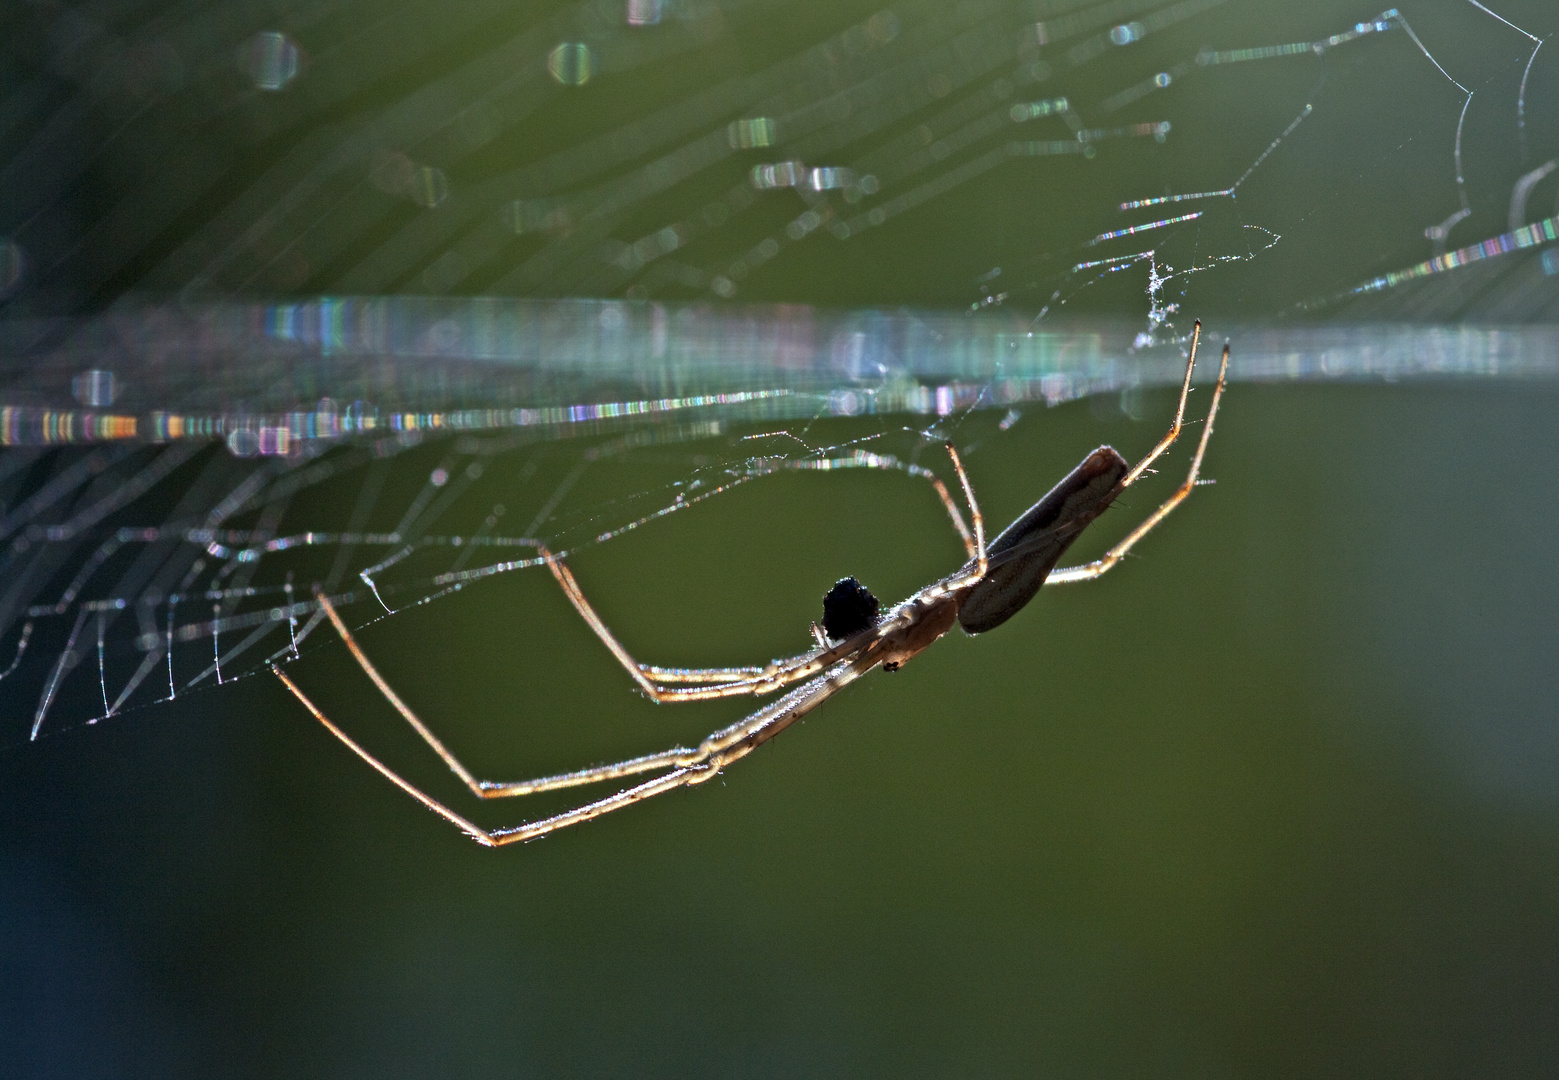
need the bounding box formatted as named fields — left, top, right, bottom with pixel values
left=1045, top=335, right=1229, bottom=587
left=1120, top=319, right=1204, bottom=491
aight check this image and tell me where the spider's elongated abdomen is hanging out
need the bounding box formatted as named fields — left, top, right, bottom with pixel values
left=956, top=446, right=1128, bottom=634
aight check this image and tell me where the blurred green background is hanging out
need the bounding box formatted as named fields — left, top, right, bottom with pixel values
left=8, top=382, right=1559, bottom=1075
left=5, top=0, right=1559, bottom=1075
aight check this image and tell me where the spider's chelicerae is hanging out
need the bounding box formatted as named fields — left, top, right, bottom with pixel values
left=274, top=323, right=1229, bottom=846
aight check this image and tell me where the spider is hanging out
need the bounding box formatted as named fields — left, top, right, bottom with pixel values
left=273, top=323, right=1229, bottom=846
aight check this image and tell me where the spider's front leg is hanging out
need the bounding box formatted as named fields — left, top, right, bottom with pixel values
left=279, top=555, right=873, bottom=819
left=541, top=432, right=991, bottom=701
left=541, top=547, right=867, bottom=701
left=272, top=641, right=879, bottom=846
left=484, top=653, right=883, bottom=844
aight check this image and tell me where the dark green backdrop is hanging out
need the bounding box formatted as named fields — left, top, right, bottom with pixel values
left=5, top=0, right=1559, bottom=1073
left=6, top=382, right=1559, bottom=1075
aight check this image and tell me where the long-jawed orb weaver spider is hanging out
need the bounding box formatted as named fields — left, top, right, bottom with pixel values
left=273, top=323, right=1229, bottom=846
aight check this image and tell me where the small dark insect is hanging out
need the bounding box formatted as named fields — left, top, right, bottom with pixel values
left=820, top=577, right=880, bottom=642
left=274, top=324, right=1229, bottom=846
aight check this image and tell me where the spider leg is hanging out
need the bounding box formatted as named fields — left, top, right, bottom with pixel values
left=272, top=665, right=495, bottom=843
left=1046, top=340, right=1229, bottom=586
left=484, top=654, right=879, bottom=844
left=689, top=653, right=879, bottom=761
left=288, top=585, right=879, bottom=798
left=543, top=548, right=872, bottom=700
left=755, top=450, right=976, bottom=558
left=616, top=445, right=982, bottom=686
left=942, top=442, right=987, bottom=579
left=1121, top=319, right=1203, bottom=490
left=541, top=440, right=985, bottom=696
left=544, top=438, right=984, bottom=698
left=271, top=649, right=878, bottom=845
left=916, top=465, right=977, bottom=559
left=305, top=588, right=490, bottom=796
left=277, top=439, right=965, bottom=816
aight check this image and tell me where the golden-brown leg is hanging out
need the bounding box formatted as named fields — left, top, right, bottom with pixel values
left=942, top=442, right=987, bottom=579
left=547, top=438, right=985, bottom=696
left=1119, top=319, right=1203, bottom=490
left=543, top=548, right=873, bottom=701
left=271, top=652, right=873, bottom=845
left=1046, top=340, right=1228, bottom=586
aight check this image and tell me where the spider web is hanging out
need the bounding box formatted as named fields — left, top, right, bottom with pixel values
left=0, top=0, right=1556, bottom=748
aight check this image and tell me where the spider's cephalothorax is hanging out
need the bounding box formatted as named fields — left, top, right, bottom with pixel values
left=821, top=576, right=879, bottom=641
